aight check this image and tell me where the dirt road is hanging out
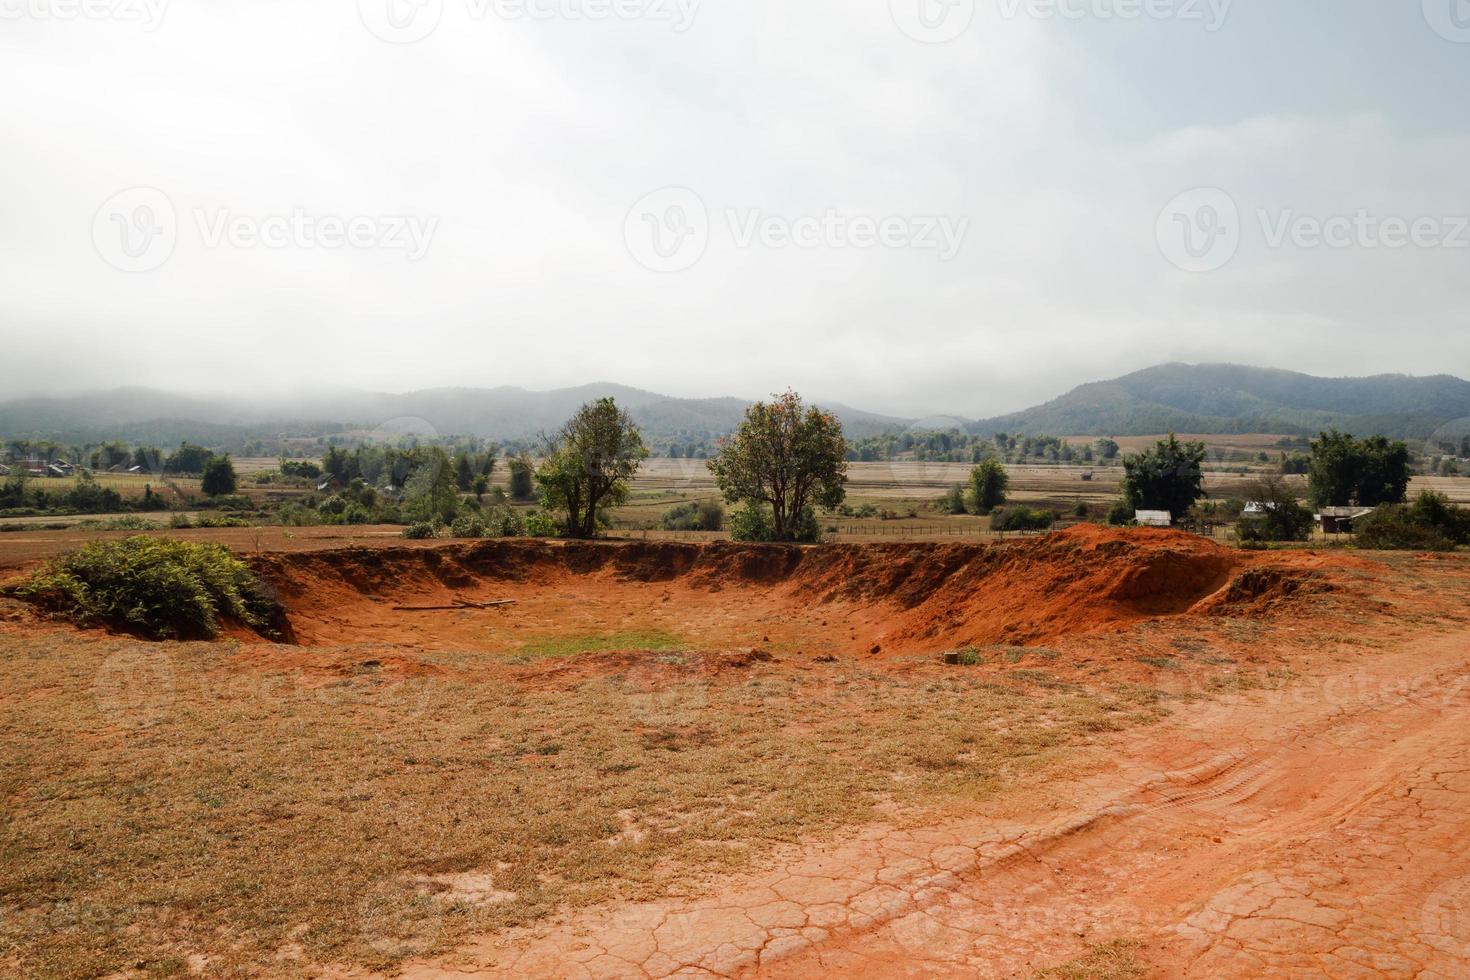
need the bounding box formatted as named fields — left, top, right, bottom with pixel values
left=386, top=631, right=1470, bottom=978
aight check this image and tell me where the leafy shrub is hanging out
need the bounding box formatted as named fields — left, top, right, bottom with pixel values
left=78, top=516, right=163, bottom=531
left=1409, top=491, right=1470, bottom=545
left=1106, top=500, right=1134, bottom=526
left=661, top=499, right=726, bottom=531
left=990, top=507, right=1055, bottom=532
left=1237, top=476, right=1314, bottom=543
left=195, top=515, right=252, bottom=528
left=524, top=511, right=559, bottom=538
left=450, top=514, right=487, bottom=539
left=942, top=486, right=968, bottom=515
left=729, top=502, right=774, bottom=541
left=402, top=521, right=441, bottom=540
left=3, top=536, right=283, bottom=640
left=1354, top=493, right=1469, bottom=551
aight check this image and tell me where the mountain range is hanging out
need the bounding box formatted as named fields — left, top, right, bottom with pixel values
left=2, top=365, right=1468, bottom=448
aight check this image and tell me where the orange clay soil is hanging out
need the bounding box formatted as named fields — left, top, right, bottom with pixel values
left=7, top=526, right=1466, bottom=978
left=247, top=525, right=1343, bottom=660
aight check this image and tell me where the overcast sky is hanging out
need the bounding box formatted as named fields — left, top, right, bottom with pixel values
left=1, top=0, right=1467, bottom=417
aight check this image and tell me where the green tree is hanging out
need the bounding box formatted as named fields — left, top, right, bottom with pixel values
left=1306, top=430, right=1411, bottom=508
left=1121, top=434, right=1207, bottom=521
left=508, top=455, right=536, bottom=501
left=165, top=443, right=214, bottom=475
left=941, top=485, right=967, bottom=515
left=707, top=391, right=848, bottom=542
left=1238, top=474, right=1314, bottom=542
left=401, top=449, right=459, bottom=525
left=536, top=398, right=648, bottom=539
left=967, top=459, right=1009, bottom=514
left=1094, top=438, right=1120, bottom=460
left=454, top=454, right=475, bottom=493
left=200, top=455, right=238, bottom=497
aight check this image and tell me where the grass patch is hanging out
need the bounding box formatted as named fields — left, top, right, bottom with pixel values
left=517, top=628, right=686, bottom=660
left=1, top=536, right=284, bottom=640
left=0, top=637, right=1167, bottom=977
left=1034, top=939, right=1145, bottom=979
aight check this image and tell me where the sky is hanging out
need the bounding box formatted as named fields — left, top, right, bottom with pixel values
left=1, top=0, right=1467, bottom=418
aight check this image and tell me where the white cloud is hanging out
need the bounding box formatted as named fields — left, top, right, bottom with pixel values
left=0, top=2, right=1465, bottom=417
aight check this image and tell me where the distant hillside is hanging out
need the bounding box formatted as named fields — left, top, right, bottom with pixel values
left=4, top=365, right=1467, bottom=450
left=969, top=364, right=1470, bottom=439
left=0, top=384, right=909, bottom=447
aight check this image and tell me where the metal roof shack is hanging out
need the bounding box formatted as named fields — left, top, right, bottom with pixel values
left=1135, top=510, right=1172, bottom=528
left=1316, top=506, right=1373, bottom=534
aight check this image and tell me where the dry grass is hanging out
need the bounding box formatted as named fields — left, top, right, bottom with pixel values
left=0, top=632, right=1166, bottom=978
left=1033, top=939, right=1146, bottom=979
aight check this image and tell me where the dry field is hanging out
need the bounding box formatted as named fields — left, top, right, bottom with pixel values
left=3, top=526, right=1470, bottom=978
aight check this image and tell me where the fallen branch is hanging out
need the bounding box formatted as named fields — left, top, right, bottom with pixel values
left=391, top=598, right=518, bottom=612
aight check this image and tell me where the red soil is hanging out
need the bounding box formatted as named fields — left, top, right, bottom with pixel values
left=250, top=525, right=1341, bottom=657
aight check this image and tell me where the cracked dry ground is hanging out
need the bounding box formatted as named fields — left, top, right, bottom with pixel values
left=367, top=631, right=1470, bottom=980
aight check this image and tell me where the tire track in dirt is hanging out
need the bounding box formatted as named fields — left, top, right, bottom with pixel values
left=350, top=633, right=1470, bottom=980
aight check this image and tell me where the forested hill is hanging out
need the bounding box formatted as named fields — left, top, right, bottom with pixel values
left=3, top=365, right=1468, bottom=448
left=968, top=364, right=1470, bottom=439
left=0, top=384, right=908, bottom=447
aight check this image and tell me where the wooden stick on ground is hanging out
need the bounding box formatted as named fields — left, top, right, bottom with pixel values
left=390, top=598, right=519, bottom=612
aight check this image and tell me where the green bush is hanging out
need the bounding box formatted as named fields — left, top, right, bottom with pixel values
left=729, top=502, right=774, bottom=541
left=450, top=514, right=487, bottom=539
left=402, top=521, right=440, bottom=540
left=3, top=536, right=283, bottom=640
left=524, top=512, right=559, bottom=538
left=1354, top=493, right=1469, bottom=551
left=990, top=507, right=1055, bottom=532
left=1106, top=500, right=1134, bottom=526
left=661, top=499, right=726, bottom=531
